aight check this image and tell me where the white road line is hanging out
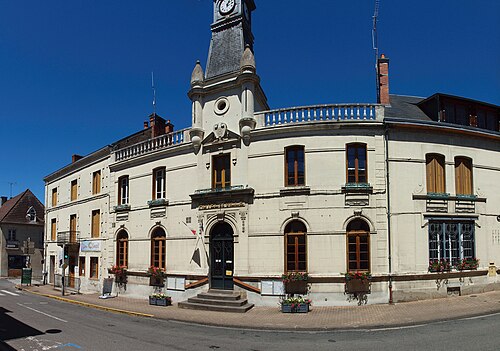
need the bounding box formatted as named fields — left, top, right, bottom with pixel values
left=1, top=289, right=19, bottom=296
left=17, top=303, right=68, bottom=323
left=0, top=293, right=4, bottom=296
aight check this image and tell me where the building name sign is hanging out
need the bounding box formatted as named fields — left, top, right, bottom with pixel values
left=80, top=240, right=101, bottom=252
left=199, top=202, right=245, bottom=211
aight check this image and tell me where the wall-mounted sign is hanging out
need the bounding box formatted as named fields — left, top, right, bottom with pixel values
left=80, top=240, right=101, bottom=252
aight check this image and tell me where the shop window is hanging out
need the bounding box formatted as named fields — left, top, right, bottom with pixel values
left=90, top=257, right=99, bottom=279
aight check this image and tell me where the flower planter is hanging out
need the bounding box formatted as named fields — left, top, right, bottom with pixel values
left=115, top=274, right=127, bottom=285
left=345, top=279, right=370, bottom=294
left=155, top=298, right=171, bottom=307
left=149, top=276, right=164, bottom=287
left=281, top=303, right=309, bottom=313
left=285, top=280, right=308, bottom=295
left=149, top=297, right=157, bottom=305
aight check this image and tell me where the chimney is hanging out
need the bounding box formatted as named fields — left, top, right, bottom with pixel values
left=72, top=154, right=83, bottom=163
left=0, top=196, right=7, bottom=206
left=377, top=54, right=390, bottom=105
left=149, top=113, right=167, bottom=138
left=165, top=120, right=174, bottom=134
left=144, top=121, right=149, bottom=129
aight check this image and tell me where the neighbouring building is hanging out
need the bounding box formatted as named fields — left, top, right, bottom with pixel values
left=43, top=0, right=500, bottom=307
left=0, top=190, right=44, bottom=278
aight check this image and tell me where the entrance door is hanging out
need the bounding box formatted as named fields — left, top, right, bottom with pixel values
left=210, top=222, right=234, bottom=290
left=50, top=255, right=55, bottom=284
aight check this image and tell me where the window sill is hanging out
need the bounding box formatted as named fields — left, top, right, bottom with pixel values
left=114, top=204, right=131, bottom=212
left=148, top=199, right=169, bottom=207
left=280, top=186, right=311, bottom=197
left=342, top=183, right=373, bottom=194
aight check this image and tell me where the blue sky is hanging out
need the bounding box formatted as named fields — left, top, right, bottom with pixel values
left=0, top=0, right=499, bottom=202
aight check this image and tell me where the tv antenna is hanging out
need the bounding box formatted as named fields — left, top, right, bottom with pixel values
left=372, top=0, right=381, bottom=102
left=151, top=71, right=157, bottom=114
left=8, top=182, right=16, bottom=198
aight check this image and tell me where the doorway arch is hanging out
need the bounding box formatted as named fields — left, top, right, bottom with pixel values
left=210, top=222, right=234, bottom=290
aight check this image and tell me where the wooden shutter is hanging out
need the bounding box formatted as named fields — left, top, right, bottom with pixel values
left=71, top=180, right=77, bottom=201
left=455, top=158, right=472, bottom=195
left=426, top=154, right=445, bottom=193
left=51, top=219, right=57, bottom=241
left=92, top=210, right=100, bottom=238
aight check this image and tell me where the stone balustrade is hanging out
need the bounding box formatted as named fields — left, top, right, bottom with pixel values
left=255, top=103, right=383, bottom=128
left=115, top=128, right=189, bottom=161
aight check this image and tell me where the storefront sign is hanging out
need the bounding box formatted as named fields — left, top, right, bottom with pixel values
left=80, top=240, right=101, bottom=252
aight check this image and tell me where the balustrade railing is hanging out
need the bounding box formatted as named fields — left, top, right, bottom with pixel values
left=255, top=104, right=383, bottom=128
left=115, top=128, right=189, bottom=162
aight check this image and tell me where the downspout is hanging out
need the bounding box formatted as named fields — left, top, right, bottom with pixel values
left=384, top=124, right=394, bottom=304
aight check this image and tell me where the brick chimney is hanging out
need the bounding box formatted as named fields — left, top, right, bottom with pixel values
left=377, top=54, right=390, bottom=105
left=165, top=120, right=174, bottom=134
left=149, top=113, right=167, bottom=138
left=0, top=196, right=7, bottom=206
left=72, top=154, right=83, bottom=163
left=144, top=121, right=149, bottom=129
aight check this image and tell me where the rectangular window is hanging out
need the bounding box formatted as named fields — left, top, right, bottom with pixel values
left=426, top=154, right=446, bottom=193
left=212, top=154, right=231, bottom=189
left=153, top=168, right=166, bottom=200
left=90, top=257, right=98, bottom=279
left=8, top=229, right=16, bottom=241
left=79, top=256, right=85, bottom=276
left=51, top=218, right=57, bottom=241
left=429, top=221, right=475, bottom=265
left=92, top=171, right=101, bottom=195
left=91, top=210, right=100, bottom=238
left=346, top=144, right=367, bottom=184
left=51, top=188, right=57, bottom=206
left=118, top=176, right=129, bottom=205
left=455, top=157, right=473, bottom=195
left=69, top=214, right=77, bottom=243
left=70, top=180, right=78, bottom=201
left=285, top=146, right=305, bottom=186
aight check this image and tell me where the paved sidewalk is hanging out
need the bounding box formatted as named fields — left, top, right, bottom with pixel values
left=16, top=283, right=500, bottom=331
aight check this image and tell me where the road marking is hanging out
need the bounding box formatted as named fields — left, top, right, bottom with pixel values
left=1, top=289, right=19, bottom=296
left=0, top=292, right=4, bottom=296
left=17, top=303, right=68, bottom=323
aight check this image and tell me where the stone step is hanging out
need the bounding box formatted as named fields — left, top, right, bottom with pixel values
left=178, top=301, right=254, bottom=313
left=187, top=296, right=247, bottom=307
left=198, top=291, right=242, bottom=301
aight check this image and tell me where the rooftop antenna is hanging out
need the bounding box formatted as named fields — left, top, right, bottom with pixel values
left=151, top=71, right=157, bottom=115
left=8, top=182, right=16, bottom=198
left=372, top=0, right=381, bottom=103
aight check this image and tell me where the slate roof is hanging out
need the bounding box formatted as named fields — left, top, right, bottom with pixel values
left=0, top=189, right=44, bottom=225
left=385, top=95, right=432, bottom=121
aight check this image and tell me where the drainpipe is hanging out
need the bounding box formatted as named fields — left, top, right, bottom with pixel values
left=384, top=125, right=394, bottom=304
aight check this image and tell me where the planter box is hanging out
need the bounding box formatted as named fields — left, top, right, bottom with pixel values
left=285, top=280, right=308, bottom=295
left=149, top=297, right=157, bottom=305
left=281, top=303, right=309, bottom=313
left=149, top=297, right=171, bottom=306
left=345, top=279, right=370, bottom=294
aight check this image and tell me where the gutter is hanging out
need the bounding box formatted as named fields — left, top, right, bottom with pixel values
left=384, top=124, right=393, bottom=304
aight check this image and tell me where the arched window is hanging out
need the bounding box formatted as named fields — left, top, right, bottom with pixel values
left=347, top=219, right=370, bottom=272
left=426, top=154, right=446, bottom=194
left=285, top=221, right=307, bottom=272
left=455, top=157, right=473, bottom=195
left=116, top=230, right=129, bottom=267
left=151, top=228, right=166, bottom=269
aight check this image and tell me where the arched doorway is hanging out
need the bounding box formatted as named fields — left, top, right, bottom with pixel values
left=210, top=222, right=234, bottom=290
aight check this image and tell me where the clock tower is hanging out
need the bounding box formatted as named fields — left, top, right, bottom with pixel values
left=206, top=0, right=256, bottom=79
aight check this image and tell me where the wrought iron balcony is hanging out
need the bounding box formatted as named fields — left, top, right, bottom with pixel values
left=190, top=185, right=254, bottom=208
left=56, top=231, right=80, bottom=244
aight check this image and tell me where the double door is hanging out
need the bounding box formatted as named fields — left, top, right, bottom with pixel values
left=210, top=223, right=234, bottom=290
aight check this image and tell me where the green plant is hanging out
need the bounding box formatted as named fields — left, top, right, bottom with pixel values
left=280, top=296, right=311, bottom=308
left=455, top=258, right=479, bottom=271
left=281, top=272, right=309, bottom=283
left=150, top=293, right=171, bottom=301
left=344, top=271, right=371, bottom=281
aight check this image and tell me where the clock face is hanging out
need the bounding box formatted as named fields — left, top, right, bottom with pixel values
left=219, top=0, right=235, bottom=15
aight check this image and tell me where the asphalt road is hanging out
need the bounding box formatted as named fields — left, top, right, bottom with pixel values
left=1, top=279, right=499, bottom=351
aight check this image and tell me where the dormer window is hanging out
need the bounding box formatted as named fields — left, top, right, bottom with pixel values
left=26, top=207, right=36, bottom=222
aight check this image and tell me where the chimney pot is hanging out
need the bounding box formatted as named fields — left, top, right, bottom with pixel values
left=72, top=154, right=83, bottom=163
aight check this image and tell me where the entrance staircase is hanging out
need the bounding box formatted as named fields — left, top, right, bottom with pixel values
left=178, top=289, right=254, bottom=313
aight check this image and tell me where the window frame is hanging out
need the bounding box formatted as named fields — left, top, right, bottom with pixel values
left=116, top=230, right=129, bottom=268
left=118, top=176, right=129, bottom=205
left=151, top=229, right=166, bottom=270
left=284, top=221, right=307, bottom=273
left=91, top=209, right=100, bottom=238
left=51, top=188, right=57, bottom=207
left=454, top=156, right=473, bottom=195
left=92, top=171, right=101, bottom=195
left=426, top=153, right=446, bottom=194
left=429, top=221, right=475, bottom=265
left=89, top=257, right=99, bottom=279
left=70, top=179, right=78, bottom=201
left=51, top=218, right=57, bottom=241
left=152, top=167, right=166, bottom=200
left=346, top=221, right=370, bottom=273
left=285, top=145, right=305, bottom=187
left=212, top=154, right=231, bottom=189
left=346, top=143, right=367, bottom=184
left=69, top=214, right=77, bottom=243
